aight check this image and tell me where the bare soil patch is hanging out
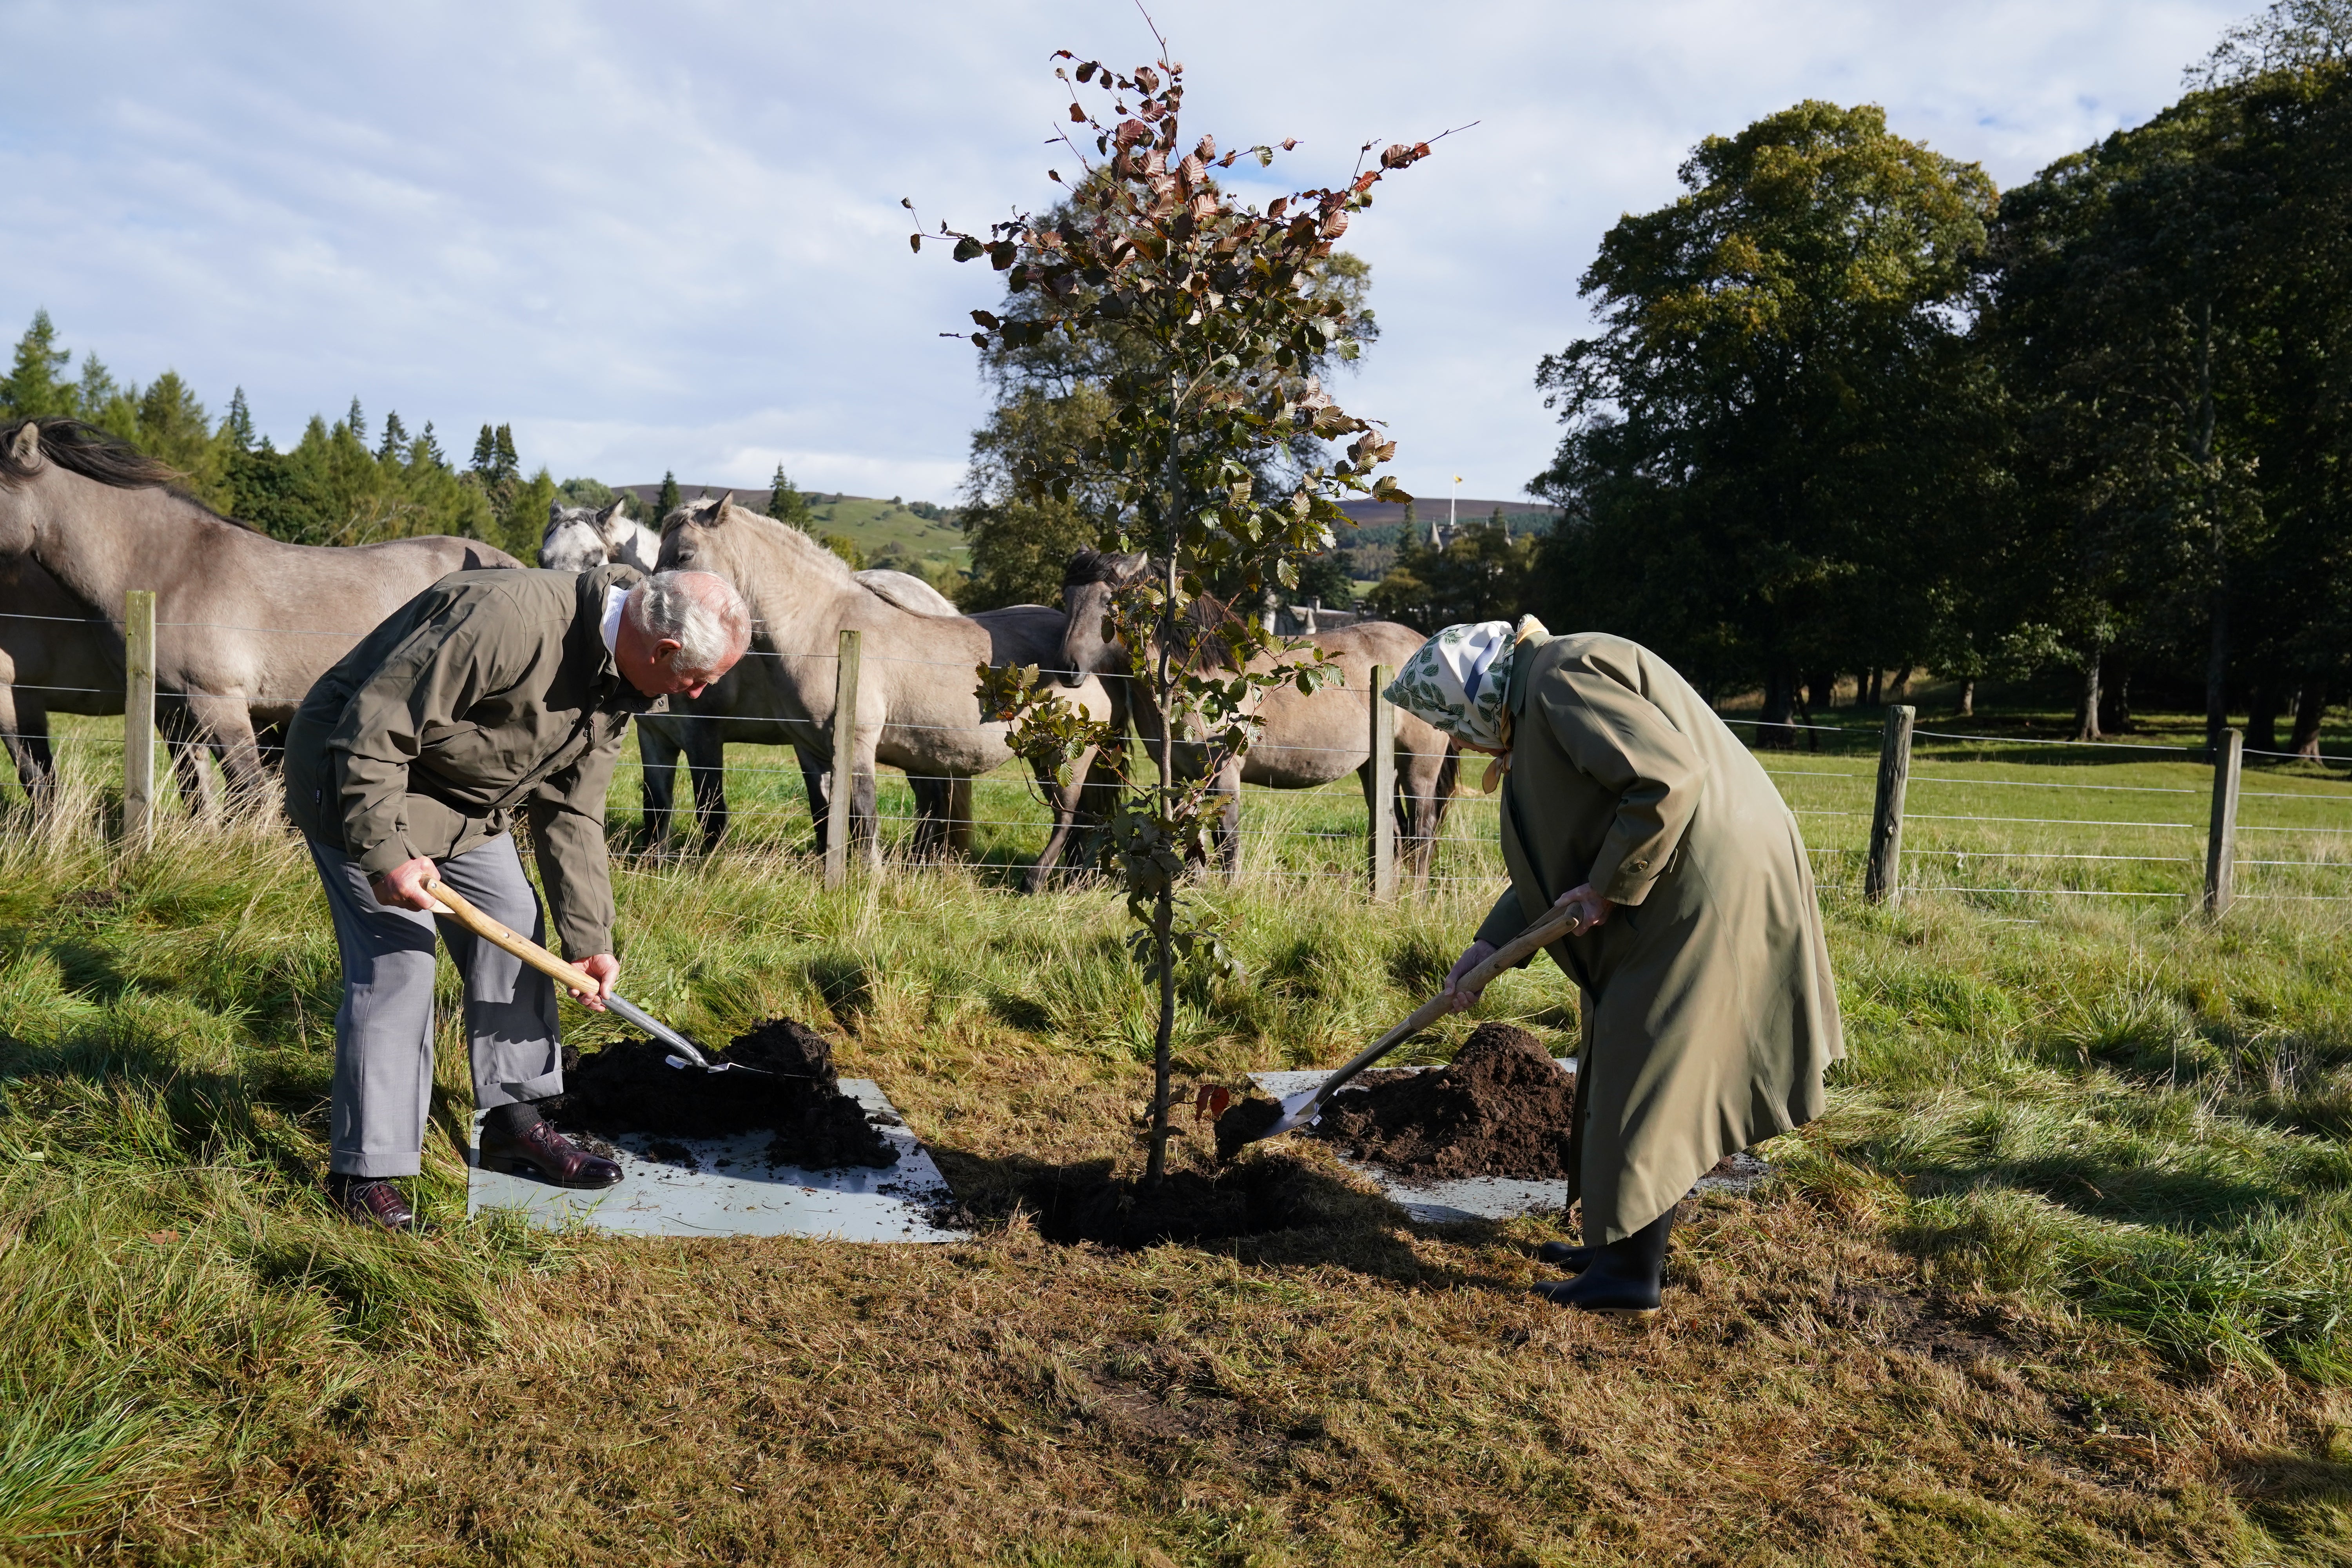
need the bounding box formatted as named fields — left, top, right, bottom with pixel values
left=545, top=1016, right=897, bottom=1170
left=1218, top=1022, right=1577, bottom=1176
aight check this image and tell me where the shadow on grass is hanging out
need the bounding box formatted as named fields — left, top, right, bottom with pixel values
left=0, top=1026, right=328, bottom=1187
left=927, top=1143, right=1516, bottom=1289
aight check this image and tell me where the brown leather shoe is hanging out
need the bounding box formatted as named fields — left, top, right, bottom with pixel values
left=478, top=1120, right=624, bottom=1188
left=328, top=1174, right=417, bottom=1232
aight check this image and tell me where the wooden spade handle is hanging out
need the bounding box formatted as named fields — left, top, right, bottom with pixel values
left=422, top=877, right=601, bottom=999
left=1295, top=896, right=1593, bottom=1119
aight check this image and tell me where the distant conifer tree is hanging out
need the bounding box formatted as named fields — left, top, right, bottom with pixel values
left=766, top=464, right=813, bottom=528
left=656, top=470, right=682, bottom=522
left=220, top=388, right=256, bottom=450
left=1, top=309, right=74, bottom=419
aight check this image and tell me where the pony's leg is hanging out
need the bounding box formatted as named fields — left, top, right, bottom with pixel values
left=798, top=748, right=831, bottom=857
left=180, top=691, right=266, bottom=806
left=852, top=744, right=881, bottom=868
left=0, top=687, right=55, bottom=808
left=908, top=775, right=948, bottom=859
left=947, top=777, right=973, bottom=856
left=1215, top=758, right=1242, bottom=877
left=1025, top=745, right=1096, bottom=894
left=1396, top=740, right=1453, bottom=887
left=682, top=721, right=728, bottom=847
left=159, top=704, right=219, bottom=819
left=636, top=720, right=681, bottom=849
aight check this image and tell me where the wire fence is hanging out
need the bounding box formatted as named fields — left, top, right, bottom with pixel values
left=4, top=605, right=2351, bottom=913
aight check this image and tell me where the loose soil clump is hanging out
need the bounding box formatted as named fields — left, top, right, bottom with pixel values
left=1025, top=1153, right=1363, bottom=1249
left=545, top=1016, right=897, bottom=1170
left=1220, top=1023, right=1575, bottom=1177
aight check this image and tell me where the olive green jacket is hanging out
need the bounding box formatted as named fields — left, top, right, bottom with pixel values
left=1474, top=631, right=1843, bottom=1243
left=285, top=565, right=655, bottom=959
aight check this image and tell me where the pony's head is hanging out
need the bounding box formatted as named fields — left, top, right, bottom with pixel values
left=0, top=418, right=186, bottom=559
left=1058, top=550, right=1151, bottom=688
left=659, top=491, right=855, bottom=594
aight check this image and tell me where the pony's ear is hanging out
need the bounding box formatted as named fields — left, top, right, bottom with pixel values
left=715, top=491, right=735, bottom=514
left=601, top=495, right=629, bottom=522
left=8, top=421, right=40, bottom=470
left=548, top=499, right=565, bottom=523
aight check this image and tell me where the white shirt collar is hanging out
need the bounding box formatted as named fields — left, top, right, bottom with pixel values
left=600, top=584, right=627, bottom=658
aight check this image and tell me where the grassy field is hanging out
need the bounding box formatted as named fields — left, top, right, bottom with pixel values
left=4, top=706, right=2352, bottom=1563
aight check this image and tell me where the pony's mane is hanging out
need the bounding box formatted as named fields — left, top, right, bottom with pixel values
left=0, top=417, right=259, bottom=530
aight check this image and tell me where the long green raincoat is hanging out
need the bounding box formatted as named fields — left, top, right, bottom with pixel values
left=1473, top=631, right=1843, bottom=1243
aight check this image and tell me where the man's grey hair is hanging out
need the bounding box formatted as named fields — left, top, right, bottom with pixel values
left=626, top=570, right=751, bottom=674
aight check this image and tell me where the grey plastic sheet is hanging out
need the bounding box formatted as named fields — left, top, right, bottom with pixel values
left=468, top=1079, right=968, bottom=1241
left=1248, top=1065, right=1769, bottom=1224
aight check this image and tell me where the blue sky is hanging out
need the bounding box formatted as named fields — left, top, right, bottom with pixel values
left=0, top=0, right=2252, bottom=506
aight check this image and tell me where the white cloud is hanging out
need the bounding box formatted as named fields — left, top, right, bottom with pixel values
left=0, top=0, right=2251, bottom=504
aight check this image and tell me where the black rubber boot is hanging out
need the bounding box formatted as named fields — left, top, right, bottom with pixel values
left=1530, top=1204, right=1675, bottom=1318
left=1536, top=1240, right=1597, bottom=1273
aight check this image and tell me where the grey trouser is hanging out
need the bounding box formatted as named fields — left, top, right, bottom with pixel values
left=307, top=835, right=563, bottom=1178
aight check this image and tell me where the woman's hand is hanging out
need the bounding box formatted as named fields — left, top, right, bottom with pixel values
left=1441, top=940, right=1499, bottom=1013
left=1554, top=884, right=1613, bottom=934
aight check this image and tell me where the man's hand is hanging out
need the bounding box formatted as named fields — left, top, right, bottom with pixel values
left=370, top=857, right=443, bottom=912
left=1441, top=939, right=1499, bottom=1013
left=1554, top=884, right=1614, bottom=935
left=571, top=954, right=619, bottom=1010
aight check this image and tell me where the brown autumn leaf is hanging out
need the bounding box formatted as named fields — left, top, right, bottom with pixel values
left=1193, top=1084, right=1232, bottom=1124
left=1069, top=102, right=1085, bottom=122
left=908, top=234, right=922, bottom=254
left=1281, top=138, right=1298, bottom=151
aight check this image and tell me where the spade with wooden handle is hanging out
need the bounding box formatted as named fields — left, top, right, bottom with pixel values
left=1235, top=893, right=1597, bottom=1146
left=420, top=876, right=754, bottom=1074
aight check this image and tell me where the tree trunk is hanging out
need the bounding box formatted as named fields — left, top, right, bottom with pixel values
left=1867, top=668, right=1883, bottom=707
left=1958, top=679, right=1975, bottom=718
left=1760, top=666, right=1798, bottom=750
left=2100, top=668, right=2133, bottom=735
left=2247, top=681, right=2281, bottom=755
left=2076, top=650, right=2103, bottom=742
left=1891, top=664, right=1913, bottom=701
left=2292, top=679, right=2328, bottom=758
left=1144, top=483, right=1181, bottom=1189
left=2195, top=298, right=2231, bottom=762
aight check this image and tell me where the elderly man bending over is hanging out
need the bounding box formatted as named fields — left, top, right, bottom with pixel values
left=285, top=564, right=751, bottom=1231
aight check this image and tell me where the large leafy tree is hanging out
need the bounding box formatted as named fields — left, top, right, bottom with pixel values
left=956, top=175, right=1378, bottom=611
left=1530, top=102, right=1998, bottom=733
left=917, top=36, right=1431, bottom=1183
left=1988, top=44, right=2352, bottom=750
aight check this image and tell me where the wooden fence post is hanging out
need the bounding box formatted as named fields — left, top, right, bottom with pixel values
left=1865, top=704, right=1914, bottom=904
left=122, top=589, right=156, bottom=848
left=2205, top=727, right=2243, bottom=919
left=1368, top=664, right=1396, bottom=902
left=826, top=628, right=862, bottom=888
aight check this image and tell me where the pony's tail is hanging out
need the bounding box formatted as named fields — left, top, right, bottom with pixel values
left=1434, top=743, right=1461, bottom=816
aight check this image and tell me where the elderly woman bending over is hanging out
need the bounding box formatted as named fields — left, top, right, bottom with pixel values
left=1385, top=621, right=1843, bottom=1317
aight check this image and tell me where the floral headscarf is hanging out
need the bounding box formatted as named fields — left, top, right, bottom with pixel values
left=1383, top=620, right=1524, bottom=751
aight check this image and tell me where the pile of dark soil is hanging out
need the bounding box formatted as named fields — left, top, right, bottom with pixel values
left=544, top=1016, right=897, bottom=1171
left=1024, top=1153, right=1361, bottom=1249
left=1222, top=1023, right=1576, bottom=1178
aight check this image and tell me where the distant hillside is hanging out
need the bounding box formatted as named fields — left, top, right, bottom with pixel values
left=610, top=483, right=969, bottom=582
